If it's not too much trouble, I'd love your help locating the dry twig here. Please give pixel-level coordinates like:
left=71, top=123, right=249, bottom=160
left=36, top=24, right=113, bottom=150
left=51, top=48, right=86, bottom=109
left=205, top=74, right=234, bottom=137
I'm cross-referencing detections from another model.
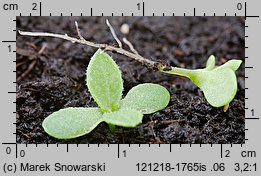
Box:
left=18, top=20, right=165, bottom=70
left=106, top=19, right=122, bottom=48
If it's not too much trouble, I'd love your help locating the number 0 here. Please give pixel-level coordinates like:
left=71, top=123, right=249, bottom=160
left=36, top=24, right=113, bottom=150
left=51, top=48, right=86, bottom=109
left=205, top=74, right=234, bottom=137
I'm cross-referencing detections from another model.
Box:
left=6, top=147, right=11, bottom=154
left=20, top=150, right=25, bottom=157
left=237, top=3, right=242, bottom=10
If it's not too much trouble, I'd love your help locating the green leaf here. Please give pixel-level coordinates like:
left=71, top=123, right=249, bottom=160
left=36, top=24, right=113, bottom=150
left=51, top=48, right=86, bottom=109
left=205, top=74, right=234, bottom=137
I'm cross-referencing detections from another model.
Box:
left=205, top=55, right=216, bottom=70
left=121, top=83, right=170, bottom=114
left=191, top=68, right=238, bottom=107
left=42, top=108, right=103, bottom=139
left=86, top=49, right=123, bottom=112
left=103, top=109, right=143, bottom=127
left=218, top=59, right=242, bottom=71
left=159, top=56, right=242, bottom=107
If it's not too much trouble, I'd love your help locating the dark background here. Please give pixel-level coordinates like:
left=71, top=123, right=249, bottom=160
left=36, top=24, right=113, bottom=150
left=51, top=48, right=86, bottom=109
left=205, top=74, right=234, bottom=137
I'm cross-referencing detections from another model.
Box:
left=16, top=16, right=245, bottom=144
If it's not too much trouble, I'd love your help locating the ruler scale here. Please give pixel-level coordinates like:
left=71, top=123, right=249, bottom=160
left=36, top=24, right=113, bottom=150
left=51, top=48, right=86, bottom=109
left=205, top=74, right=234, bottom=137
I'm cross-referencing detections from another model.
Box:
left=1, top=0, right=260, bottom=175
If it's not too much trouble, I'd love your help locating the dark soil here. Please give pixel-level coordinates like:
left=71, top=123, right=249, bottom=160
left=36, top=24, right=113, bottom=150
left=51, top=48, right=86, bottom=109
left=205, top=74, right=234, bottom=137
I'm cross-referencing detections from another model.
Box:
left=16, top=17, right=245, bottom=144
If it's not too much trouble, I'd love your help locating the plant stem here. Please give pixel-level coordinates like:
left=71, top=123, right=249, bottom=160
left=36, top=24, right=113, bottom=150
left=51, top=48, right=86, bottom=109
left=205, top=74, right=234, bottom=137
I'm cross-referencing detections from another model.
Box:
left=158, top=66, right=197, bottom=79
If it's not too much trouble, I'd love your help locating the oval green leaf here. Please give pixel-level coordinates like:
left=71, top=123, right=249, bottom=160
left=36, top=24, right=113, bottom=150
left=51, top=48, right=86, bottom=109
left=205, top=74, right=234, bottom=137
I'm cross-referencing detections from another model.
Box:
left=191, top=68, right=238, bottom=107
left=121, top=83, right=170, bottom=114
left=86, top=49, right=123, bottom=112
left=103, top=109, right=143, bottom=127
left=42, top=107, right=103, bottom=139
left=205, top=55, right=216, bottom=70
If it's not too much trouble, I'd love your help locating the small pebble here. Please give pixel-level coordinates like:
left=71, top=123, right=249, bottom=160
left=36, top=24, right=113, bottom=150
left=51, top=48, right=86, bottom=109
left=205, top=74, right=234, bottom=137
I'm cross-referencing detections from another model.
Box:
left=120, top=23, right=130, bottom=35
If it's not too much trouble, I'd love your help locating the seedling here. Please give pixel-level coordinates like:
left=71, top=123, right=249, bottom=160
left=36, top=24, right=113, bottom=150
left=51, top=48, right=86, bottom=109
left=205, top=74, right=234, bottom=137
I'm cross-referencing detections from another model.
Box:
left=42, top=49, right=170, bottom=139
left=19, top=20, right=242, bottom=109
left=159, top=55, right=242, bottom=107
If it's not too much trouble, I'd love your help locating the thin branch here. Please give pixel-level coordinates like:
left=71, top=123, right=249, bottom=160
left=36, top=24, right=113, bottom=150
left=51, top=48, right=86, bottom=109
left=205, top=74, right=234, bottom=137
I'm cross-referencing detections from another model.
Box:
left=106, top=19, right=122, bottom=48
left=18, top=20, right=165, bottom=69
left=19, top=30, right=107, bottom=48
left=123, top=37, right=140, bottom=55
left=74, top=21, right=84, bottom=40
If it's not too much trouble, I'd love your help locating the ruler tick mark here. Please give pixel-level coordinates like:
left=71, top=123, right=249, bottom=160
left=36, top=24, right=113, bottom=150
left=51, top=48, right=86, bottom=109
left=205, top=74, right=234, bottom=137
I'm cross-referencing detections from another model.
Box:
left=220, top=144, right=223, bottom=158
left=245, top=2, right=247, bottom=20
left=245, top=117, right=259, bottom=120
left=142, top=2, right=145, bottom=16
left=40, top=2, right=42, bottom=16
left=2, top=41, right=16, bottom=43
left=117, top=144, right=120, bottom=158
left=246, top=15, right=259, bottom=18
left=15, top=144, right=18, bottom=158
